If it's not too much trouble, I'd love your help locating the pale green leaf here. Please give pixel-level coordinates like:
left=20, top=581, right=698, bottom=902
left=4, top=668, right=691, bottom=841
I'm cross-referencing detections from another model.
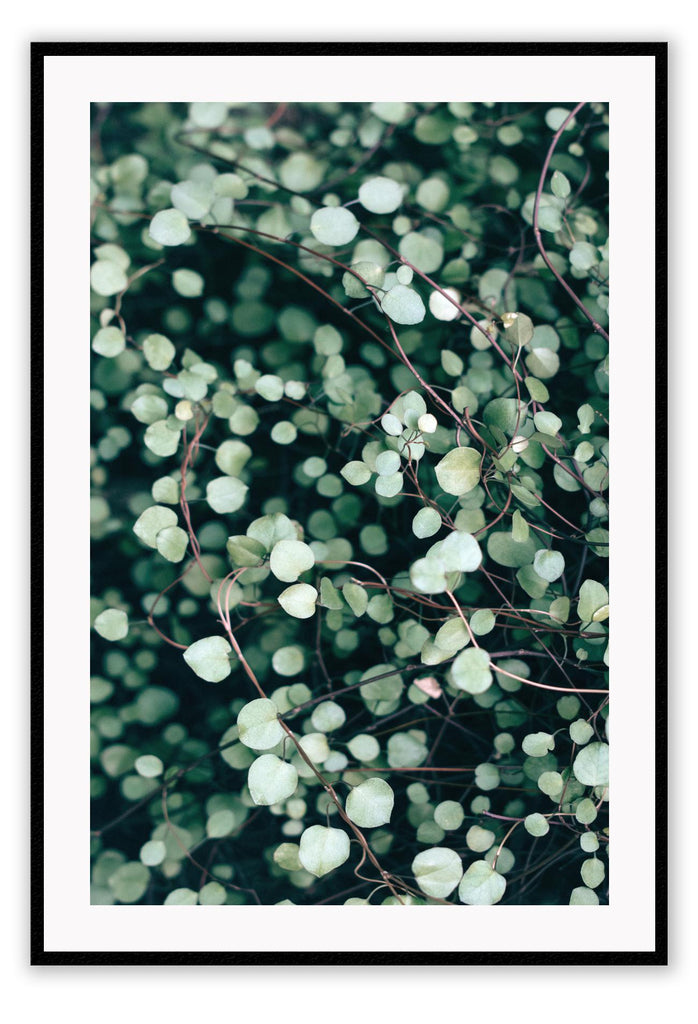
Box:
left=572, top=742, right=609, bottom=787
left=269, top=539, right=315, bottom=583
left=380, top=284, right=426, bottom=325
left=310, top=206, right=359, bottom=246
left=94, top=608, right=129, bottom=642
left=434, top=446, right=481, bottom=496
left=346, top=778, right=394, bottom=828
left=458, top=860, right=506, bottom=905
left=278, top=583, right=318, bottom=619
left=412, top=847, right=463, bottom=899
left=298, top=825, right=351, bottom=877
left=237, top=698, right=284, bottom=750
left=247, top=754, right=298, bottom=805
left=149, top=208, right=192, bottom=247
left=183, top=635, right=233, bottom=683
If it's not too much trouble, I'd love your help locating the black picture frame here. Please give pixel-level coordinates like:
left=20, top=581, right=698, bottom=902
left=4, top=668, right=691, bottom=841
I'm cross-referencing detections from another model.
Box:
left=31, top=41, right=667, bottom=966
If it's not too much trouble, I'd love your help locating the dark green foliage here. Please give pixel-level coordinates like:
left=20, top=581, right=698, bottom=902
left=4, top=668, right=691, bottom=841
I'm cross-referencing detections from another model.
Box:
left=90, top=100, right=609, bottom=907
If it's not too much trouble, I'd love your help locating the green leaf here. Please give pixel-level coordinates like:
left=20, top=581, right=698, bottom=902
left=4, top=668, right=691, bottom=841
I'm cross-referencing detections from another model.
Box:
left=437, top=530, right=482, bottom=572
left=226, top=535, right=266, bottom=567
left=358, top=176, right=404, bottom=214
left=144, top=420, right=181, bottom=457
left=343, top=582, right=368, bottom=617
left=298, top=825, right=351, bottom=877
left=133, top=505, right=178, bottom=548
left=134, top=754, right=163, bottom=778
left=580, top=857, right=605, bottom=889
left=319, top=576, right=344, bottom=611
left=533, top=410, right=562, bottom=437
left=247, top=754, right=298, bottom=805
left=551, top=170, right=571, bottom=198
left=577, top=404, right=595, bottom=433
left=340, top=461, right=372, bottom=486
left=458, top=860, right=506, bottom=905
left=524, top=813, right=550, bottom=837
left=511, top=510, right=529, bottom=543
left=173, top=268, right=204, bottom=297
left=183, top=635, right=233, bottom=683
left=237, top=698, right=284, bottom=750
left=533, top=549, right=565, bottom=582
left=569, top=886, right=599, bottom=905
left=155, top=525, right=189, bottom=562
left=574, top=798, right=598, bottom=825
left=380, top=284, right=426, bottom=325
left=412, top=507, right=442, bottom=539
left=572, top=742, right=609, bottom=787
left=522, top=732, right=555, bottom=757
left=143, top=333, right=176, bottom=372
left=310, top=206, right=359, bottom=246
left=578, top=580, right=609, bottom=623
left=409, top=557, right=449, bottom=595
left=470, top=609, right=495, bottom=636
left=524, top=376, right=550, bottom=403
left=346, top=778, right=394, bottom=827
left=271, top=645, right=305, bottom=677
left=94, top=608, right=129, bottom=642
left=387, top=731, right=428, bottom=767
left=269, top=539, right=315, bottom=583
left=277, top=583, right=318, bottom=619
left=570, top=719, right=594, bottom=746
left=399, top=232, right=444, bottom=274
left=412, top=847, right=463, bottom=899
left=310, top=701, right=346, bottom=733
left=452, top=647, right=492, bottom=694
left=164, top=888, right=198, bottom=906
left=92, top=326, right=126, bottom=358
left=206, top=476, right=249, bottom=514
left=466, top=826, right=496, bottom=852
left=434, top=801, right=465, bottom=831
left=570, top=242, right=599, bottom=271
left=108, top=862, right=150, bottom=904
left=255, top=373, right=285, bottom=402
left=487, top=529, right=541, bottom=568
left=434, top=616, right=470, bottom=654
left=215, top=439, right=252, bottom=476
left=91, top=260, right=128, bottom=297
left=199, top=881, right=226, bottom=905
left=501, top=311, right=534, bottom=347
left=149, top=208, right=192, bottom=246
left=359, top=666, right=405, bottom=717
left=434, top=446, right=481, bottom=496
left=347, top=733, right=380, bottom=763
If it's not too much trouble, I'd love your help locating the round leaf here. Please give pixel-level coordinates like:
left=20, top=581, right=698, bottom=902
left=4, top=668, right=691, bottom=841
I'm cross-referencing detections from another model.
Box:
left=149, top=208, right=192, bottom=247
left=183, top=636, right=233, bottom=683
left=358, top=176, right=404, bottom=214
left=269, top=539, right=315, bottom=583
left=345, top=778, right=394, bottom=828
left=237, top=698, right=284, bottom=750
left=412, top=847, right=463, bottom=899
left=435, top=446, right=481, bottom=496
left=298, top=825, right=351, bottom=877
left=94, top=608, right=128, bottom=642
left=380, top=284, right=426, bottom=325
left=573, top=742, right=609, bottom=787
left=278, top=583, right=318, bottom=619
left=206, top=476, right=249, bottom=514
left=458, top=860, right=506, bottom=905
left=310, top=206, right=359, bottom=246
left=247, top=754, right=299, bottom=805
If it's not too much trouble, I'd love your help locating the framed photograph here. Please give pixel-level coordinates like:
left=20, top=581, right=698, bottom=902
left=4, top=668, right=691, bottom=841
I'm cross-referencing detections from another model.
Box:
left=33, top=42, right=666, bottom=965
